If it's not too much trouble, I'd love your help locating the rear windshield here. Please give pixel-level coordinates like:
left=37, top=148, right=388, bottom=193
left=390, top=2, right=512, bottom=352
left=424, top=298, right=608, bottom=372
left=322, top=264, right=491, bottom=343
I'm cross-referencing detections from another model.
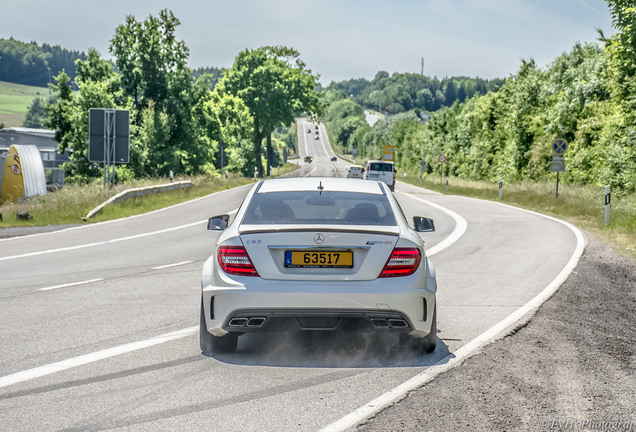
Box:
left=368, top=163, right=394, bottom=172
left=242, top=191, right=397, bottom=226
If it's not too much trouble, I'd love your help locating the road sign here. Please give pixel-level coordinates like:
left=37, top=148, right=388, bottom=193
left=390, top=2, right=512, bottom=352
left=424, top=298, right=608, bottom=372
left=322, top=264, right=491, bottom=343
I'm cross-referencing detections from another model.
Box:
left=88, top=109, right=130, bottom=163
left=438, top=154, right=446, bottom=163
left=550, top=156, right=566, bottom=172
left=552, top=138, right=568, bottom=155
left=420, top=160, right=426, bottom=172
left=383, top=145, right=395, bottom=161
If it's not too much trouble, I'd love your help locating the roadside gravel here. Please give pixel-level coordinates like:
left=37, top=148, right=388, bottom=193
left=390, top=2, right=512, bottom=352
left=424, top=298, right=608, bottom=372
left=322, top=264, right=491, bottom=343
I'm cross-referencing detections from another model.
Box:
left=357, top=232, right=635, bottom=432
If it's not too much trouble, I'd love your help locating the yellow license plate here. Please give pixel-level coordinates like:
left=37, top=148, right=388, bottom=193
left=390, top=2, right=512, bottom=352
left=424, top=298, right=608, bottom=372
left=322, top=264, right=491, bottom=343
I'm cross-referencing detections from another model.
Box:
left=285, top=251, right=353, bottom=268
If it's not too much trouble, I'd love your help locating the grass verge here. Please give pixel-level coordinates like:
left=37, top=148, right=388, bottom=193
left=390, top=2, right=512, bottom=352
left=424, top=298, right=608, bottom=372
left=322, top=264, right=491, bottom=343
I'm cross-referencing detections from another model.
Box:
left=402, top=174, right=636, bottom=261
left=0, top=174, right=255, bottom=227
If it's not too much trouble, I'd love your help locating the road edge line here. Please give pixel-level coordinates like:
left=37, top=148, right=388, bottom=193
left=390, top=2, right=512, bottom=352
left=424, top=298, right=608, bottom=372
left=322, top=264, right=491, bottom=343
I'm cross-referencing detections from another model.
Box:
left=0, top=326, right=198, bottom=389
left=319, top=201, right=586, bottom=432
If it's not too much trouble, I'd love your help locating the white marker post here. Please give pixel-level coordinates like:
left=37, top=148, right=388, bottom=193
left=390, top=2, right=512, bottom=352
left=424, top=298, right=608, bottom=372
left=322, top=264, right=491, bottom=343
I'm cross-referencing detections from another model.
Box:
left=604, top=185, right=611, bottom=226
left=499, top=178, right=503, bottom=200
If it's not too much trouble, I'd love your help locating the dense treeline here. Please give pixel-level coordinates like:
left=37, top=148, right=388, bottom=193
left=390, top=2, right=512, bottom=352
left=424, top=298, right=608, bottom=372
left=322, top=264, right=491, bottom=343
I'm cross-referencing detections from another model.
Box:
left=327, top=73, right=504, bottom=114
left=324, top=1, right=636, bottom=194
left=0, top=38, right=87, bottom=86
left=43, top=10, right=318, bottom=183
left=191, top=66, right=224, bottom=89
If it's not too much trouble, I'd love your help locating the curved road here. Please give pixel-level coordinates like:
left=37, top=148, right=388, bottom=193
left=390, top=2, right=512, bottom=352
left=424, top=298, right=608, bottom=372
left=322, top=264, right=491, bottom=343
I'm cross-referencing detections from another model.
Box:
left=0, top=122, right=579, bottom=431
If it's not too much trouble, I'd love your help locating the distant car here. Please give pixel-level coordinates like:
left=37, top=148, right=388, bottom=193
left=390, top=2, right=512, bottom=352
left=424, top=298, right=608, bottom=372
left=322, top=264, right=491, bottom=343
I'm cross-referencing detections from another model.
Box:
left=331, top=156, right=337, bottom=162
left=315, top=125, right=319, bottom=129
left=304, top=155, right=313, bottom=163
left=314, top=134, right=319, bottom=140
left=307, top=128, right=312, bottom=133
left=200, top=177, right=438, bottom=354
left=346, top=165, right=364, bottom=179
left=364, top=160, right=396, bottom=191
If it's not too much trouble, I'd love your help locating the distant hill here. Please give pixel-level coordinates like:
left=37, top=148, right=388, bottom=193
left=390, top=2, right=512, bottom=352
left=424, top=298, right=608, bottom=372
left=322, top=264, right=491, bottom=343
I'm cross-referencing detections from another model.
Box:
left=0, top=81, right=50, bottom=127
left=0, top=38, right=87, bottom=87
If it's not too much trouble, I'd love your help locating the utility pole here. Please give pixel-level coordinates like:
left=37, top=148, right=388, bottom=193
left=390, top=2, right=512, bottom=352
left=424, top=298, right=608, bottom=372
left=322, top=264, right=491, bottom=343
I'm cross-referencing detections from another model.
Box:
left=421, top=57, right=424, bottom=75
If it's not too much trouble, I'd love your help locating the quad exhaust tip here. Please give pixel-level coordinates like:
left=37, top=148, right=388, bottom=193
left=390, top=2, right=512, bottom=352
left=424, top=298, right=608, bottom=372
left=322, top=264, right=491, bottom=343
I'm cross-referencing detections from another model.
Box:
left=370, top=318, right=408, bottom=329
left=370, top=318, right=390, bottom=328
left=228, top=317, right=267, bottom=327
left=247, top=317, right=267, bottom=327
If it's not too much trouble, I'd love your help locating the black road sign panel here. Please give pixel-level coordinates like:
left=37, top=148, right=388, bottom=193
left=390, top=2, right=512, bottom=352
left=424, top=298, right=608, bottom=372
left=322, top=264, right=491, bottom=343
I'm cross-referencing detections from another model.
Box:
left=88, top=109, right=130, bottom=163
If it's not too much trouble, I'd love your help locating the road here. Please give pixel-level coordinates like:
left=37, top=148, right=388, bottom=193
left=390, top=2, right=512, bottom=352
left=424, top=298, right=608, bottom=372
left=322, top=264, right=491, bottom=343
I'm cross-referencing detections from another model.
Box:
left=0, top=122, right=580, bottom=431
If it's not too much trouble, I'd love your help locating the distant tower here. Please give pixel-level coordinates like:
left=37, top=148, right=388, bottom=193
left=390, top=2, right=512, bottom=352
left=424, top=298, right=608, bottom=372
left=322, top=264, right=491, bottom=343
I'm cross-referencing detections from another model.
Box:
left=421, top=57, right=424, bottom=75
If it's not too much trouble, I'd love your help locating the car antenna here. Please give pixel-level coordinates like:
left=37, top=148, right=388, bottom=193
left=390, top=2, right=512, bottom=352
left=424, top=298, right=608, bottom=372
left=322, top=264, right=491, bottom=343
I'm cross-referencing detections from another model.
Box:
left=317, top=181, right=324, bottom=196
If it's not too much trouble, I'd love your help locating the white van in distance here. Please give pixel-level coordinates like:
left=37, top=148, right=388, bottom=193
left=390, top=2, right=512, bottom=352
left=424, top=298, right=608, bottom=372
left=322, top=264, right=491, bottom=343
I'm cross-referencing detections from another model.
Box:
left=363, top=160, right=396, bottom=191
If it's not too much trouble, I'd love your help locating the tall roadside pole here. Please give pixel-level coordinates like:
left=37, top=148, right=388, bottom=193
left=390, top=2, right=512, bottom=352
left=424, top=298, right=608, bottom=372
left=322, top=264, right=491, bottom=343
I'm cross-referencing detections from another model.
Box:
left=550, top=138, right=568, bottom=198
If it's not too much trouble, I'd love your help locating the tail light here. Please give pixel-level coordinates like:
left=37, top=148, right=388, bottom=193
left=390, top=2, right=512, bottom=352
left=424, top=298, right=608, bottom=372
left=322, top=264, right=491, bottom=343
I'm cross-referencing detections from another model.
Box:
left=217, top=246, right=259, bottom=276
left=379, top=247, right=421, bottom=278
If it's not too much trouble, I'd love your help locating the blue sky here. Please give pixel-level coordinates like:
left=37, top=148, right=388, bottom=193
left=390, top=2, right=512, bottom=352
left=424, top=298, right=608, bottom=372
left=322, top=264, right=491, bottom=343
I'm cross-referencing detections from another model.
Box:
left=1, top=0, right=614, bottom=84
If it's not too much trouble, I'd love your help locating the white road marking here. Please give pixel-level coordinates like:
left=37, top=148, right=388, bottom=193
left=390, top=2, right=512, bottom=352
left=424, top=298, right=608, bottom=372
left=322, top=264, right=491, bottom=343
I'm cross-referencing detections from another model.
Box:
left=0, top=209, right=239, bottom=263
left=0, top=185, right=250, bottom=244
left=0, top=220, right=206, bottom=263
left=319, top=204, right=586, bottom=432
left=401, top=193, right=468, bottom=257
left=0, top=327, right=197, bottom=389
left=152, top=261, right=193, bottom=270
left=37, top=278, right=104, bottom=292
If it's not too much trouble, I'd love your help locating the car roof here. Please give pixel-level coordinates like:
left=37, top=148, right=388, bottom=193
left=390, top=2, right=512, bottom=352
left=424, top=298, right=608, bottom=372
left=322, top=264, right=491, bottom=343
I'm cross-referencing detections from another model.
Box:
left=256, top=177, right=385, bottom=194
left=349, top=165, right=363, bottom=169
left=366, top=160, right=394, bottom=165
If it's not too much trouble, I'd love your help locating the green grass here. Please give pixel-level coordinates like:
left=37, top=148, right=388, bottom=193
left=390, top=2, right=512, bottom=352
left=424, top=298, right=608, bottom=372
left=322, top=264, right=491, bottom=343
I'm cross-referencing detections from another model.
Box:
left=0, top=174, right=255, bottom=226
left=0, top=162, right=300, bottom=227
left=0, top=80, right=49, bottom=127
left=402, top=173, right=636, bottom=261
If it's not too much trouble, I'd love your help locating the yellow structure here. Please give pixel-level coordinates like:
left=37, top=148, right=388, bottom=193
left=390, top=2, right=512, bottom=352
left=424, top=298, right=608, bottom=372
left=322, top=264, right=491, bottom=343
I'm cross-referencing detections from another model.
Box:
left=383, top=145, right=395, bottom=162
left=1, top=145, right=47, bottom=204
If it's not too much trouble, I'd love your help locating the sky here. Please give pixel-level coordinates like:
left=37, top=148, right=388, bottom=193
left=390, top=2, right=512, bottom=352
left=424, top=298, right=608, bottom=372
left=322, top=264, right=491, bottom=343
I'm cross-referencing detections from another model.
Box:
left=1, top=0, right=615, bottom=85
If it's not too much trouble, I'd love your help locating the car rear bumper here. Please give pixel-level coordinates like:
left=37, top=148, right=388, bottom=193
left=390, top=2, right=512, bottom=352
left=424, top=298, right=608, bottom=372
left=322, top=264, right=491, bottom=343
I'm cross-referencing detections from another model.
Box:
left=201, top=284, right=436, bottom=338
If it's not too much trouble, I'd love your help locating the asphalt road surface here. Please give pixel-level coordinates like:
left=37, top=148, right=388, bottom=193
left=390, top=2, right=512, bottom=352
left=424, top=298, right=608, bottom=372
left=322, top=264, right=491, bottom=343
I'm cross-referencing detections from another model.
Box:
left=0, top=124, right=591, bottom=432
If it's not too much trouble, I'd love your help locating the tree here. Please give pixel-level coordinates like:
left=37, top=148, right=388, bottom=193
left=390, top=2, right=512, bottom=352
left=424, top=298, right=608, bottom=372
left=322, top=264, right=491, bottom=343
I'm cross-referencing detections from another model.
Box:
left=45, top=49, right=127, bottom=182
left=110, top=9, right=208, bottom=177
left=110, top=11, right=189, bottom=116
left=216, top=46, right=321, bottom=176
left=23, top=97, right=48, bottom=128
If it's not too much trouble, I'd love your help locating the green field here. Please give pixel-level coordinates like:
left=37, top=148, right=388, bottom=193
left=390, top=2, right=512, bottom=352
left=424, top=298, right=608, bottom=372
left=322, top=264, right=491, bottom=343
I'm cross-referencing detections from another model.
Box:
left=0, top=80, right=49, bottom=126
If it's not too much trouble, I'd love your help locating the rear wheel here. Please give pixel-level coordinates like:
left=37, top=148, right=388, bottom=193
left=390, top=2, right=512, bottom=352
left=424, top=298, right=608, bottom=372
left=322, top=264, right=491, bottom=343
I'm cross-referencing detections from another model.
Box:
left=199, top=298, right=239, bottom=355
left=214, top=333, right=238, bottom=353
left=421, top=306, right=437, bottom=353
left=199, top=299, right=214, bottom=356
left=401, top=306, right=437, bottom=354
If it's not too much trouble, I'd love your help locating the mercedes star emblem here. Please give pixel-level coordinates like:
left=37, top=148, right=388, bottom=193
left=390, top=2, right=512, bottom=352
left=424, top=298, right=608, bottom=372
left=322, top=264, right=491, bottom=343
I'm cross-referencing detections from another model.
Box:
left=313, top=233, right=325, bottom=244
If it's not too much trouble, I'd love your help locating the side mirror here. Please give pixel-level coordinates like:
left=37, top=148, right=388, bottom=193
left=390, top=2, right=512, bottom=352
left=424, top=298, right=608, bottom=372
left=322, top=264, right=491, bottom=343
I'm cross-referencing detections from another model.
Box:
left=413, top=216, right=435, bottom=232
left=208, top=214, right=230, bottom=231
